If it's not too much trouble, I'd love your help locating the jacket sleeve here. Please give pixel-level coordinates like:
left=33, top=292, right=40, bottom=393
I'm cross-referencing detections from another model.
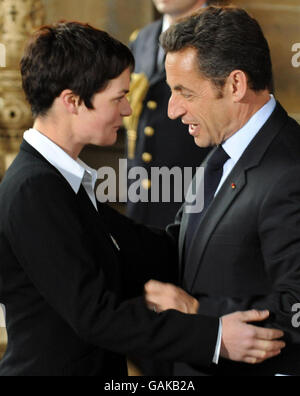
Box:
left=196, top=166, right=300, bottom=344
left=166, top=203, right=184, bottom=246
left=5, top=172, right=219, bottom=367
left=100, top=203, right=179, bottom=299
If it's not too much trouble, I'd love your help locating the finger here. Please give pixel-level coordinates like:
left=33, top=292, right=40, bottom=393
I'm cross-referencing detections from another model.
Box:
left=244, top=357, right=259, bottom=365
left=145, top=291, right=168, bottom=310
left=244, top=356, right=266, bottom=365
left=240, top=309, right=270, bottom=323
left=145, top=295, right=161, bottom=307
left=252, top=339, right=286, bottom=353
left=252, top=326, right=284, bottom=341
left=144, top=280, right=165, bottom=294
left=245, top=349, right=282, bottom=363
left=148, top=304, right=161, bottom=313
left=145, top=302, right=163, bottom=313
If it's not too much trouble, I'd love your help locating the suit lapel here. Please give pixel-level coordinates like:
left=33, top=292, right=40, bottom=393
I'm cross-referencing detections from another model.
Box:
left=181, top=102, right=289, bottom=291
left=77, top=185, right=122, bottom=255
left=183, top=167, right=247, bottom=291
left=21, top=141, right=120, bottom=256
left=178, top=152, right=212, bottom=274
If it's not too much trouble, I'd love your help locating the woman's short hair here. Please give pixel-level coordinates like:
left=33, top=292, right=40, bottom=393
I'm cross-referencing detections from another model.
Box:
left=21, top=22, right=135, bottom=117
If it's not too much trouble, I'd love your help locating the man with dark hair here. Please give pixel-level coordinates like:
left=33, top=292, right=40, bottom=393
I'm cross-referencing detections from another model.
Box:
left=126, top=0, right=228, bottom=229
left=145, top=6, right=300, bottom=376
left=0, top=21, right=284, bottom=376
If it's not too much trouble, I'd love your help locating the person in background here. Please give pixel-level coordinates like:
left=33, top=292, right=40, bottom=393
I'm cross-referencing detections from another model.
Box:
left=125, top=0, right=228, bottom=228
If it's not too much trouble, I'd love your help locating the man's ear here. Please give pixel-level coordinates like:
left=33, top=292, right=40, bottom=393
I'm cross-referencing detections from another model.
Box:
left=60, top=90, right=81, bottom=114
left=227, top=70, right=248, bottom=102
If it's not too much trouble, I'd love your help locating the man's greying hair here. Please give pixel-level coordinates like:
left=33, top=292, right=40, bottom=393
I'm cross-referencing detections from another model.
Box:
left=21, top=22, right=135, bottom=118
left=160, top=6, right=273, bottom=92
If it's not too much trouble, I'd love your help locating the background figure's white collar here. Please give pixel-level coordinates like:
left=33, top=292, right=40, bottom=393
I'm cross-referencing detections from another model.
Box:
left=162, top=16, right=171, bottom=33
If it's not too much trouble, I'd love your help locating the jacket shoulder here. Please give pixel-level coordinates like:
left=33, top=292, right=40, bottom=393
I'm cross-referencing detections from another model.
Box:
left=5, top=149, right=60, bottom=180
left=0, top=150, right=65, bottom=205
left=129, top=19, right=162, bottom=45
left=274, top=115, right=300, bottom=161
left=129, top=29, right=141, bottom=44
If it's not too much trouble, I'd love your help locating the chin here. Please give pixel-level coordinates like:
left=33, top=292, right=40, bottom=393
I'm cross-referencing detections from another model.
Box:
left=194, top=136, right=211, bottom=148
left=93, top=133, right=118, bottom=147
left=103, top=136, right=118, bottom=147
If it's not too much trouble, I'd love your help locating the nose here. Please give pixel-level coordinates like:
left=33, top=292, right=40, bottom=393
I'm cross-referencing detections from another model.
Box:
left=121, top=97, right=132, bottom=117
left=168, top=94, right=186, bottom=120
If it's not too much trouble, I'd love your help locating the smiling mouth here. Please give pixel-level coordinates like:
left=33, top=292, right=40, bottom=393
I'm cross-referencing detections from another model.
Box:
left=188, top=124, right=201, bottom=136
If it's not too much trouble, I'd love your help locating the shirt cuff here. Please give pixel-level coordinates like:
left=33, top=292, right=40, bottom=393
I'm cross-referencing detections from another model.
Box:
left=213, top=318, right=222, bottom=364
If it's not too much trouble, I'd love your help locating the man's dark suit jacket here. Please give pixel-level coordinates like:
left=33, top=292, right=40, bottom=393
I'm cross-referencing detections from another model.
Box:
left=0, top=141, right=219, bottom=376
left=126, top=19, right=210, bottom=228
left=168, top=103, right=300, bottom=376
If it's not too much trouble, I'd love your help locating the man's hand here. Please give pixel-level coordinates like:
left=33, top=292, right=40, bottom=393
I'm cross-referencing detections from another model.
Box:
left=144, top=280, right=199, bottom=314
left=221, top=310, right=285, bottom=364
left=144, top=280, right=286, bottom=365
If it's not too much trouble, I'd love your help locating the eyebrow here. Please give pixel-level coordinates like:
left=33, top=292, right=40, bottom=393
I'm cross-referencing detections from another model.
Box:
left=112, top=90, right=130, bottom=100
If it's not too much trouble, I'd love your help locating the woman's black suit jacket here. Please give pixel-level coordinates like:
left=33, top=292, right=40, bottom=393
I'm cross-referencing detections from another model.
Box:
left=0, top=141, right=218, bottom=376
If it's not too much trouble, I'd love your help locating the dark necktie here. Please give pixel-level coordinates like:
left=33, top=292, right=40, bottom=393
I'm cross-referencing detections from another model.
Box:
left=184, top=146, right=230, bottom=267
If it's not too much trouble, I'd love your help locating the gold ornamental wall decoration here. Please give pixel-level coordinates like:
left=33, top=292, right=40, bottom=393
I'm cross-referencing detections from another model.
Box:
left=0, top=0, right=45, bottom=179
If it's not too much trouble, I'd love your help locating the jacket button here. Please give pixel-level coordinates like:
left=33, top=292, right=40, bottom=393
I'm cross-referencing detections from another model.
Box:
left=147, top=101, right=158, bottom=110
left=142, top=153, right=152, bottom=163
left=144, top=126, right=155, bottom=137
left=141, top=179, right=151, bottom=190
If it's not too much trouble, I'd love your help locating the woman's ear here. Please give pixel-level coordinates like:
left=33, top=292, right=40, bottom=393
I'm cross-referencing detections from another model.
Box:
left=60, top=90, right=81, bottom=114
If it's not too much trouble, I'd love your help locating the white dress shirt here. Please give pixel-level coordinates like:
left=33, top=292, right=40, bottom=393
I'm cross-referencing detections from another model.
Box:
left=24, top=128, right=98, bottom=211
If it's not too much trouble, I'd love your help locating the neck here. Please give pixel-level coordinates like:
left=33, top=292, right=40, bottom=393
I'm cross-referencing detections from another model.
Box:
left=33, top=118, right=83, bottom=160
left=224, top=90, right=272, bottom=143
left=165, top=0, right=207, bottom=25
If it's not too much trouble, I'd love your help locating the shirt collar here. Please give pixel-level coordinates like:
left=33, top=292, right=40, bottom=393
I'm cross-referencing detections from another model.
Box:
left=162, top=16, right=171, bottom=33
left=222, top=95, right=277, bottom=163
left=23, top=128, right=97, bottom=194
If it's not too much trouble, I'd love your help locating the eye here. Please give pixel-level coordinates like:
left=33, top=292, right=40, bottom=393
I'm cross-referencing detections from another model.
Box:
left=114, top=96, right=125, bottom=103
left=182, top=93, right=193, bottom=99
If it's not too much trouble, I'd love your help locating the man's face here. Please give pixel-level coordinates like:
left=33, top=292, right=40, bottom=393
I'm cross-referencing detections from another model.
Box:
left=166, top=48, right=234, bottom=147
left=75, top=68, right=132, bottom=147
left=153, top=0, right=204, bottom=16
